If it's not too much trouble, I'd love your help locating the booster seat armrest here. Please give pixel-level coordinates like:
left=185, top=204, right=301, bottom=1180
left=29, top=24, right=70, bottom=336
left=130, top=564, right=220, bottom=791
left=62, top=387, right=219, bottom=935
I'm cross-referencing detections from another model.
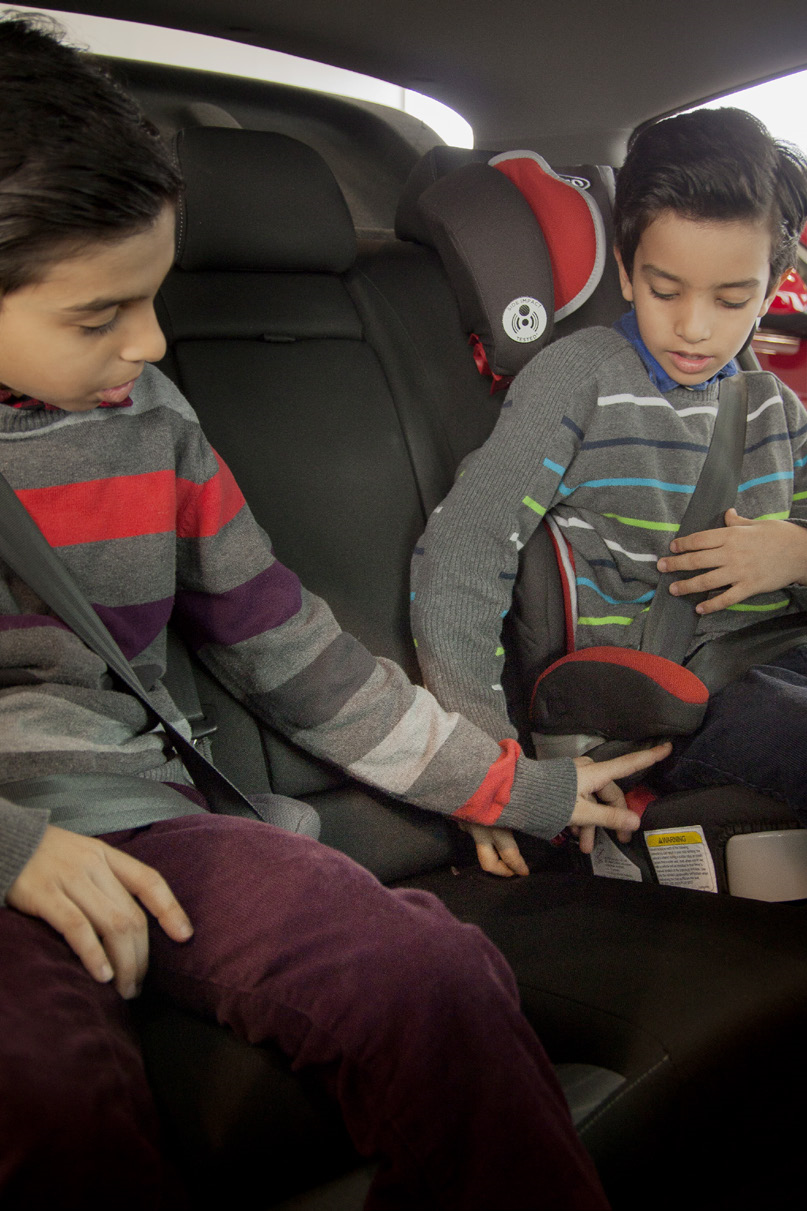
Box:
left=530, top=647, right=708, bottom=741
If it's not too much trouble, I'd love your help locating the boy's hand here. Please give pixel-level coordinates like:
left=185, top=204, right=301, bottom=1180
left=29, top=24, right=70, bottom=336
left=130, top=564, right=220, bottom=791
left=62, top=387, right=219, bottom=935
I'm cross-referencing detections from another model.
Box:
left=6, top=825, right=193, bottom=999
left=464, top=743, right=672, bottom=871
left=570, top=742, right=672, bottom=854
left=657, top=510, right=807, bottom=614
left=458, top=821, right=531, bottom=877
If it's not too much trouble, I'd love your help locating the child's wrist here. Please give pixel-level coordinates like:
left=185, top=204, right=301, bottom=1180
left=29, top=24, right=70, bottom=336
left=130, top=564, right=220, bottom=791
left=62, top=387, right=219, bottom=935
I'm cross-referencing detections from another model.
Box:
left=784, top=520, right=807, bottom=585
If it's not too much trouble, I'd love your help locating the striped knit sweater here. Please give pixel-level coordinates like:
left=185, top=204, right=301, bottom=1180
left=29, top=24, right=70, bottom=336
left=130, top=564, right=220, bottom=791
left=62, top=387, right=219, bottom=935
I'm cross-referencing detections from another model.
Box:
left=0, top=364, right=578, bottom=898
left=411, top=326, right=807, bottom=739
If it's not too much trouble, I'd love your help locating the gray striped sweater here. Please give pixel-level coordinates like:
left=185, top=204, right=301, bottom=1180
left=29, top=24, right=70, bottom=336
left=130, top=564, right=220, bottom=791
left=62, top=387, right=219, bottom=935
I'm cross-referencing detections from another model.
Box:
left=411, top=326, right=807, bottom=739
left=0, top=365, right=579, bottom=898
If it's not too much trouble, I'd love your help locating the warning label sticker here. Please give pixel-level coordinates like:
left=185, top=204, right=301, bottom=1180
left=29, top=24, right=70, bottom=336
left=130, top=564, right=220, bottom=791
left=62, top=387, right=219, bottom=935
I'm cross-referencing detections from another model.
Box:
left=590, top=828, right=643, bottom=882
left=644, top=826, right=717, bottom=893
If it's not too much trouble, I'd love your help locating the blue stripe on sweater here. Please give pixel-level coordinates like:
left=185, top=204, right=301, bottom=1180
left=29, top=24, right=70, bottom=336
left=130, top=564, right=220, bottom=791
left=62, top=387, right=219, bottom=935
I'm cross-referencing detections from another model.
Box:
left=558, top=476, right=695, bottom=497
left=576, top=577, right=655, bottom=604
left=737, top=470, right=794, bottom=492
left=580, top=436, right=709, bottom=454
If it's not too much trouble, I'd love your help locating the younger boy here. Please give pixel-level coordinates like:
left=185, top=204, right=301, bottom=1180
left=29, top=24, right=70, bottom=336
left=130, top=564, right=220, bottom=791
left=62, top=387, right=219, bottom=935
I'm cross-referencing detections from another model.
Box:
left=412, top=108, right=807, bottom=872
left=0, top=13, right=667, bottom=1209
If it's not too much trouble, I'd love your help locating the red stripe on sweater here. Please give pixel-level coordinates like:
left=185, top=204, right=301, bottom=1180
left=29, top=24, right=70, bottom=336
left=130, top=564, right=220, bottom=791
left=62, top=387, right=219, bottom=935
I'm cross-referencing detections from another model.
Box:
left=17, top=471, right=178, bottom=546
left=177, top=451, right=245, bottom=539
left=15, top=452, right=245, bottom=547
left=452, top=738, right=521, bottom=826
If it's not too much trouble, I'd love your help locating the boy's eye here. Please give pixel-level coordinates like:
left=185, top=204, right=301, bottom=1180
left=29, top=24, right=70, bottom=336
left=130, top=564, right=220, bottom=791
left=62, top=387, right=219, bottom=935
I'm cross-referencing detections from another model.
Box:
left=649, top=287, right=676, bottom=301
left=80, top=314, right=119, bottom=337
left=718, top=298, right=751, bottom=310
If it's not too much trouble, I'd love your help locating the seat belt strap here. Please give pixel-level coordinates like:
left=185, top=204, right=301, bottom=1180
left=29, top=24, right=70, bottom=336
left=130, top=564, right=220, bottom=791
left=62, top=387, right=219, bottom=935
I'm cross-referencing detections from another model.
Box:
left=640, top=373, right=748, bottom=665
left=0, top=468, right=263, bottom=820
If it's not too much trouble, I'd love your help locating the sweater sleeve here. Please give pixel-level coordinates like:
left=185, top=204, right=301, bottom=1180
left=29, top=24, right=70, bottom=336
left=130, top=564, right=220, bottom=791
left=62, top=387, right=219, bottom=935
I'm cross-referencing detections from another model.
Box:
left=410, top=331, right=605, bottom=739
left=780, top=374, right=807, bottom=609
left=169, top=416, right=578, bottom=839
left=0, top=798, right=49, bottom=904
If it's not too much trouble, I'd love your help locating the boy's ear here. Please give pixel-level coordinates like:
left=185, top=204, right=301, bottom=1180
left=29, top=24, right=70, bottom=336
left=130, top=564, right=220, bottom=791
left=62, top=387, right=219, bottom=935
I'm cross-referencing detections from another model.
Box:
left=759, top=268, right=789, bottom=318
left=613, top=246, right=634, bottom=303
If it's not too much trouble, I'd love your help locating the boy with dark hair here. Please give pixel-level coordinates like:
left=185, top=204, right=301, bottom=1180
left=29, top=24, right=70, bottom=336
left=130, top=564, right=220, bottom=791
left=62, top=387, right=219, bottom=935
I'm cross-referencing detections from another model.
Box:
left=0, top=12, right=665, bottom=1208
left=412, top=107, right=807, bottom=875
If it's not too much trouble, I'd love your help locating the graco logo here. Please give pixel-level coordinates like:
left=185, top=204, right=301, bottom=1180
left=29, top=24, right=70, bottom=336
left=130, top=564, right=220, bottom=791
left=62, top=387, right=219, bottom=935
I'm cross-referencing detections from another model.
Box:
left=558, top=174, right=591, bottom=190
left=502, top=296, right=548, bottom=343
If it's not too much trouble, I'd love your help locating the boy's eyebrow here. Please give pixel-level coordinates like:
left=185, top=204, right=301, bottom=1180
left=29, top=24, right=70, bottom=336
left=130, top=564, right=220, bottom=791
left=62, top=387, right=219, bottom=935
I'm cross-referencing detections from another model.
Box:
left=61, top=293, right=148, bottom=314
left=641, top=263, right=761, bottom=290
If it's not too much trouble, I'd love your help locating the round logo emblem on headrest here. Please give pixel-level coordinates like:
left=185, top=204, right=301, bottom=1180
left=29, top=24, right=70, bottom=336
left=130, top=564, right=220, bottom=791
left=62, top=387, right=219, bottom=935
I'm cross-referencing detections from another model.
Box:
left=502, top=296, right=548, bottom=343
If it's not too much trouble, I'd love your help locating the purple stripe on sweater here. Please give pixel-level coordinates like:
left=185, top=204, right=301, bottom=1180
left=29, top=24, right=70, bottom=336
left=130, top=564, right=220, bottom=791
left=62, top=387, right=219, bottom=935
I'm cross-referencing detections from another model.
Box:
left=0, top=613, right=71, bottom=632
left=174, top=561, right=302, bottom=652
left=93, top=597, right=175, bottom=661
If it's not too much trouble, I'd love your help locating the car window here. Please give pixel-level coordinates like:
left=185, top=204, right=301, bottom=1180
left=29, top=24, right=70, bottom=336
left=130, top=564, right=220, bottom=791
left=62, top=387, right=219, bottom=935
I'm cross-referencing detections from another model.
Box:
left=11, top=4, right=474, bottom=148
left=689, top=67, right=807, bottom=152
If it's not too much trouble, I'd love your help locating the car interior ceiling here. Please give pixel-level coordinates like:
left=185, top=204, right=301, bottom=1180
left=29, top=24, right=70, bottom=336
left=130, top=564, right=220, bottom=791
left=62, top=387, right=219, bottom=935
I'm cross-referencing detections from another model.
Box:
left=44, top=0, right=807, bottom=162
left=20, top=4, right=807, bottom=1208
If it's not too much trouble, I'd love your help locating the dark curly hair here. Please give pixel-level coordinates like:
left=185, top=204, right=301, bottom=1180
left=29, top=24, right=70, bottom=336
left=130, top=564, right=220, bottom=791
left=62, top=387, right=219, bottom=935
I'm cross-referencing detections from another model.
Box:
left=0, top=10, right=181, bottom=294
left=613, top=107, right=807, bottom=292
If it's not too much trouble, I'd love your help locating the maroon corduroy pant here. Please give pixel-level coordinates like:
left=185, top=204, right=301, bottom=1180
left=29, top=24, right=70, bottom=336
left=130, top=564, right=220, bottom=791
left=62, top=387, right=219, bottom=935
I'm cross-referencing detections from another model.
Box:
left=0, top=813, right=607, bottom=1210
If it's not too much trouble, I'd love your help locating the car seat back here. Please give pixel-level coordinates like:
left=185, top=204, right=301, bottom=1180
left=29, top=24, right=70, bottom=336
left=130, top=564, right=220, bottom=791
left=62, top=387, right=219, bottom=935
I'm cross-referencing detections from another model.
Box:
left=157, top=126, right=497, bottom=877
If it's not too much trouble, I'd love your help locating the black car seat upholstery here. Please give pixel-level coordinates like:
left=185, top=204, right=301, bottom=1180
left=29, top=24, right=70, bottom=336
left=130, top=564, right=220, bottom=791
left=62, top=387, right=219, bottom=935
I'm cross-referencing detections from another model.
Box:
left=137, top=127, right=807, bottom=1211
left=157, top=126, right=488, bottom=880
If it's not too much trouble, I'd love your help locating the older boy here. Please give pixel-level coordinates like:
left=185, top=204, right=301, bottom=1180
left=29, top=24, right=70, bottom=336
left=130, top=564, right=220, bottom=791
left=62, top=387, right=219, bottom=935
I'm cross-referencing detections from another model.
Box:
left=0, top=13, right=671, bottom=1209
left=412, top=108, right=807, bottom=874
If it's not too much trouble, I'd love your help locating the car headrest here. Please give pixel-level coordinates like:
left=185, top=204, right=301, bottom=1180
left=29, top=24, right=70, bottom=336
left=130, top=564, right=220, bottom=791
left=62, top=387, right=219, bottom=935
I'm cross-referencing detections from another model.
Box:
left=173, top=127, right=357, bottom=274
left=396, top=147, right=612, bottom=380
left=396, top=146, right=491, bottom=244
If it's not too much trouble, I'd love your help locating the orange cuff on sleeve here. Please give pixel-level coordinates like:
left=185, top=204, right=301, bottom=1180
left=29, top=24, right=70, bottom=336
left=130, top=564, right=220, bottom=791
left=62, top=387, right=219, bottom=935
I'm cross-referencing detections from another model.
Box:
left=452, top=738, right=521, bottom=826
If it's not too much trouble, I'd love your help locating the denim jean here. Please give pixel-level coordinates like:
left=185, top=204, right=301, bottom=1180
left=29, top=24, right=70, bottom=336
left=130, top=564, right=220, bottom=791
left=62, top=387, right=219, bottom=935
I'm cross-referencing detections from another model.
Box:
left=660, top=644, right=807, bottom=822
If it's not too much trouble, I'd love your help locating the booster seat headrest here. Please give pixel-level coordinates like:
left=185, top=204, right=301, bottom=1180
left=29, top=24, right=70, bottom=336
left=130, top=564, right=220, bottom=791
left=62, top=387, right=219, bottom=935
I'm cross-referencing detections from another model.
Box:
left=173, top=127, right=357, bottom=274
left=397, top=147, right=609, bottom=381
left=490, top=151, right=606, bottom=323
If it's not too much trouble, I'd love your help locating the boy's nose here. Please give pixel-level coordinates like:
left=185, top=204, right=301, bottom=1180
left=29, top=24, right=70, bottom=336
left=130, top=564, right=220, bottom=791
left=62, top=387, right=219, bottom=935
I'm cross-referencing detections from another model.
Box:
left=120, top=305, right=167, bottom=364
left=674, top=301, right=711, bottom=344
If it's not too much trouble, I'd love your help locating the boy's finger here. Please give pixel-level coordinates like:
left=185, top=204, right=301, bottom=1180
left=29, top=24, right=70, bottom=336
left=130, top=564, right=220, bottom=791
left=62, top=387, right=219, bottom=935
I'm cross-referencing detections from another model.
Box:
left=576, top=825, right=596, bottom=854
left=695, top=588, right=744, bottom=615
left=474, top=839, right=516, bottom=876
left=593, top=777, right=626, bottom=810
left=669, top=569, right=731, bottom=596
left=497, top=840, right=530, bottom=876
left=107, top=848, right=193, bottom=942
left=67, top=870, right=149, bottom=997
left=41, top=893, right=117, bottom=986
left=669, top=528, right=722, bottom=554
left=569, top=800, right=642, bottom=836
left=587, top=804, right=641, bottom=835
left=582, top=742, right=671, bottom=789
left=725, top=508, right=753, bottom=527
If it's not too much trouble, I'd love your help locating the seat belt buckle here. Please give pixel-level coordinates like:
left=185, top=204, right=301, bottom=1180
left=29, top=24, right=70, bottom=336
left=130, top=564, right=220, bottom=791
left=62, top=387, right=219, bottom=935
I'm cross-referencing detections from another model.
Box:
left=190, top=705, right=218, bottom=746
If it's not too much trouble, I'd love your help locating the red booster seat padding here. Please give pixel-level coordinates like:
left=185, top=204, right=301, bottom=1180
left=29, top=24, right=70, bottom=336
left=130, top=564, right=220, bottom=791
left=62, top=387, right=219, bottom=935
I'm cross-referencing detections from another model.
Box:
left=416, top=161, right=556, bottom=377
left=490, top=151, right=606, bottom=322
left=530, top=647, right=710, bottom=742
left=412, top=151, right=608, bottom=380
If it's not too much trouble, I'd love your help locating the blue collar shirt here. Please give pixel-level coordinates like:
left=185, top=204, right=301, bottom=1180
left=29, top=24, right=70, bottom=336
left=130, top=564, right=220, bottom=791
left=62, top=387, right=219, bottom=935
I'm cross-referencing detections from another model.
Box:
left=613, top=308, right=738, bottom=393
